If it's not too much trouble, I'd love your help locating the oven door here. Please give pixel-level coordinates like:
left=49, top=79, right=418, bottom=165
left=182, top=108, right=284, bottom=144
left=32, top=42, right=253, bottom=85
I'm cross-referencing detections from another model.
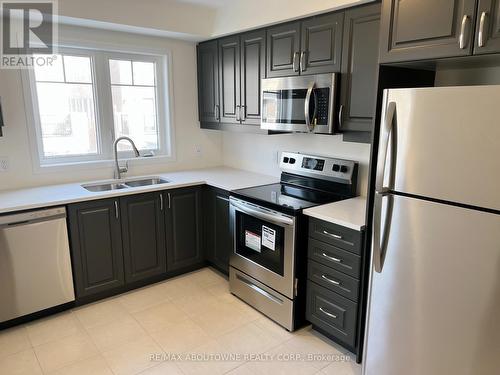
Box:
left=261, top=74, right=336, bottom=134
left=229, top=197, right=296, bottom=299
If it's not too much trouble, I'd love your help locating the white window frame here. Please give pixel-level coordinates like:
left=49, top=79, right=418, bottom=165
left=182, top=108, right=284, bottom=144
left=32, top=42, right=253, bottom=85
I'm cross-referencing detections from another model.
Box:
left=22, top=45, right=173, bottom=171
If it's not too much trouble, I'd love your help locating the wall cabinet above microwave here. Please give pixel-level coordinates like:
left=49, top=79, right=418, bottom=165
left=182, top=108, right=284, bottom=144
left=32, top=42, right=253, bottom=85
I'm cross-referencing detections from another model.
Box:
left=266, top=13, right=344, bottom=78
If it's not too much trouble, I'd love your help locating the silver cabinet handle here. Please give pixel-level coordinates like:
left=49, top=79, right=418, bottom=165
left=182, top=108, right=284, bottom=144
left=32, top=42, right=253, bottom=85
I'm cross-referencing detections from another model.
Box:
left=323, top=230, right=342, bottom=239
left=240, top=105, right=246, bottom=121
left=338, top=104, right=344, bottom=129
left=299, top=51, right=306, bottom=72
left=160, top=194, right=163, bottom=211
left=236, top=105, right=241, bottom=122
left=292, top=52, right=300, bottom=72
left=459, top=15, right=471, bottom=49
left=322, top=252, right=342, bottom=263
left=214, top=104, right=220, bottom=121
left=321, top=274, right=340, bottom=286
left=167, top=193, right=171, bottom=209
left=319, top=307, right=337, bottom=319
left=478, top=11, right=488, bottom=47
left=114, top=201, right=119, bottom=219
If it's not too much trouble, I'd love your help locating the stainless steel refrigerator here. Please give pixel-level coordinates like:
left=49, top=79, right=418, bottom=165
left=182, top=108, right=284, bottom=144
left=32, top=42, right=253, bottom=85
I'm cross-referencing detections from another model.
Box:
left=363, top=86, right=500, bottom=375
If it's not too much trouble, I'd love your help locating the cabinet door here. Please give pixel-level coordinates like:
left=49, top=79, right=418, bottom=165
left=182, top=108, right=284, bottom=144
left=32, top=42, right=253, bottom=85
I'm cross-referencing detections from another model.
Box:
left=474, top=0, right=500, bottom=54
left=214, top=192, right=232, bottom=273
left=300, top=12, right=344, bottom=74
left=203, top=188, right=232, bottom=274
left=240, top=30, right=265, bottom=125
left=338, top=4, right=381, bottom=133
left=68, top=199, right=124, bottom=298
left=267, top=22, right=301, bottom=77
left=219, top=35, right=241, bottom=124
left=120, top=192, right=166, bottom=283
left=379, top=0, right=477, bottom=63
left=165, top=187, right=204, bottom=272
left=197, top=40, right=220, bottom=127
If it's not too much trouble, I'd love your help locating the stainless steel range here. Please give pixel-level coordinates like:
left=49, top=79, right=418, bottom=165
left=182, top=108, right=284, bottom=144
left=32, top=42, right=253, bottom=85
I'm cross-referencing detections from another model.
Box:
left=229, top=152, right=358, bottom=331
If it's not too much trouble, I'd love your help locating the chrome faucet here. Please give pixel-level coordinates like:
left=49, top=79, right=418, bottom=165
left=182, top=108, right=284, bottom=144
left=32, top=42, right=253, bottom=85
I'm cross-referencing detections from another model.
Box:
left=114, top=136, right=140, bottom=179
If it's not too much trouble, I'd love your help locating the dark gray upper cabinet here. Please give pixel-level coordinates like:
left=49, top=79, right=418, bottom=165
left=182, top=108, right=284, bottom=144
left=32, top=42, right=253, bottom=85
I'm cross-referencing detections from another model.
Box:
left=120, top=192, right=166, bottom=283
left=267, top=22, right=302, bottom=77
left=379, top=0, right=478, bottom=63
left=68, top=199, right=124, bottom=298
left=203, top=187, right=232, bottom=274
left=219, top=35, right=241, bottom=123
left=165, top=187, right=204, bottom=272
left=301, top=13, right=344, bottom=75
left=197, top=40, right=220, bottom=127
left=338, top=3, right=381, bottom=133
left=240, top=30, right=266, bottom=125
left=474, top=0, right=500, bottom=54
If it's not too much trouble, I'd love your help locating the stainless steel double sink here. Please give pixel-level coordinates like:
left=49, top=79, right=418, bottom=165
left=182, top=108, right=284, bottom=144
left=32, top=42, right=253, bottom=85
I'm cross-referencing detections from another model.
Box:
left=82, top=177, right=170, bottom=192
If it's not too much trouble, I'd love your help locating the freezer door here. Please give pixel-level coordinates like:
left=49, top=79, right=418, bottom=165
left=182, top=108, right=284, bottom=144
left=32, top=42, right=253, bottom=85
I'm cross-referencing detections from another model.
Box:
left=381, top=86, right=500, bottom=211
left=364, top=194, right=500, bottom=375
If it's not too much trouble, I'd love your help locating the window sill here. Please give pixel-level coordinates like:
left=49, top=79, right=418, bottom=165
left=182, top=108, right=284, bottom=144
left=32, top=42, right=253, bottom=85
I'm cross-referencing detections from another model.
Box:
left=34, top=154, right=175, bottom=174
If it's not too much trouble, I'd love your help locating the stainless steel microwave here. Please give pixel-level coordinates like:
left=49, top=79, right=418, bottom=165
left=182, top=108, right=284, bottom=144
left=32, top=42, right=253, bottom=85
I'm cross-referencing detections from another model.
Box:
left=260, top=73, right=337, bottom=134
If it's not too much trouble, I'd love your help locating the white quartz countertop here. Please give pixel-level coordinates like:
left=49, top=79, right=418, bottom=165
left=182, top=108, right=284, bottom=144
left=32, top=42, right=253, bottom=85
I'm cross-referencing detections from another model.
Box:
left=0, top=167, right=279, bottom=215
left=303, top=196, right=367, bottom=231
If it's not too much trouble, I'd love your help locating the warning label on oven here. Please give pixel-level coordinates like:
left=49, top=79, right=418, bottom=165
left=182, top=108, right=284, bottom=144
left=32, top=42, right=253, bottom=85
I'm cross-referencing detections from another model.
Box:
left=245, top=230, right=261, bottom=252
left=262, top=226, right=276, bottom=251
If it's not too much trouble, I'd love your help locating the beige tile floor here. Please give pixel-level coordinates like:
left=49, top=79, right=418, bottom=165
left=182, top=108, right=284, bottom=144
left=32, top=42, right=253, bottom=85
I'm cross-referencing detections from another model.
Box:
left=0, top=267, right=361, bottom=375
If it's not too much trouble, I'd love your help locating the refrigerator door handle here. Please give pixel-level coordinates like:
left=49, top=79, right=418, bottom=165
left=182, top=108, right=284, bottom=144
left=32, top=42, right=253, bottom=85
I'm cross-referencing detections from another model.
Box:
left=373, top=99, right=397, bottom=273
left=375, top=100, right=396, bottom=194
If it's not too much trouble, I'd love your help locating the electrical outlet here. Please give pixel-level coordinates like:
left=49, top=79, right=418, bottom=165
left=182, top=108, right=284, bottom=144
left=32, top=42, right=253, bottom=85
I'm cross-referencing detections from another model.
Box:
left=0, top=157, right=9, bottom=172
left=195, top=145, right=203, bottom=158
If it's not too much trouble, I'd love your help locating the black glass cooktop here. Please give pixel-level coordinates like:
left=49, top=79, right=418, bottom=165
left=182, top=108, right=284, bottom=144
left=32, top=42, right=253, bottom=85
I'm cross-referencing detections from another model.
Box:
left=231, top=183, right=344, bottom=214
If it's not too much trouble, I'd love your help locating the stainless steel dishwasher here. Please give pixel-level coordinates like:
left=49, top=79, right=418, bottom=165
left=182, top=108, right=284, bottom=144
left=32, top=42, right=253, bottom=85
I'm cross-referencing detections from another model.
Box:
left=0, top=207, right=75, bottom=323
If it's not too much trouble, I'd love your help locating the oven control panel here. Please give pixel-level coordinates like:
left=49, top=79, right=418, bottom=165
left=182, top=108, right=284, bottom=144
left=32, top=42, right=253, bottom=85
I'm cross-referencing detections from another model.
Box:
left=279, top=151, right=357, bottom=184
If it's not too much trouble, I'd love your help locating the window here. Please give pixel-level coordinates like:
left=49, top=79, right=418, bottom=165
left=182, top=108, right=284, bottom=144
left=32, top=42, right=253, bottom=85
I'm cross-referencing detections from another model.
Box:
left=27, top=48, right=170, bottom=166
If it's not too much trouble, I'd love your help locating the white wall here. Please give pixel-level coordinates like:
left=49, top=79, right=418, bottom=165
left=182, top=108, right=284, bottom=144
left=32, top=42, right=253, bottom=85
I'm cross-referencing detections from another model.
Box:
left=212, top=0, right=373, bottom=37
left=222, top=133, right=371, bottom=196
left=0, top=25, right=223, bottom=191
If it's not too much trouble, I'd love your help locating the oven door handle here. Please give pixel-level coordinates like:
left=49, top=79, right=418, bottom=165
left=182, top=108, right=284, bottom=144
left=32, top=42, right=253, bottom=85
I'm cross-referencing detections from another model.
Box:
left=230, top=200, right=294, bottom=227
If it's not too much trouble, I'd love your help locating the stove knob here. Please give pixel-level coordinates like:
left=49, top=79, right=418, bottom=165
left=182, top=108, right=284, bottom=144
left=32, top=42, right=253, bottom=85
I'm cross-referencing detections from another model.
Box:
left=289, top=158, right=296, bottom=164
left=283, top=157, right=289, bottom=163
left=332, top=164, right=340, bottom=172
left=340, top=165, right=348, bottom=173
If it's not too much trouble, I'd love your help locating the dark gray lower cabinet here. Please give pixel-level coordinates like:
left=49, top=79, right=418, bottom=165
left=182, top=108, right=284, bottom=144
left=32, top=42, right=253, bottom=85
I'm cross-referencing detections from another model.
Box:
left=165, top=187, right=204, bottom=272
left=204, top=187, right=232, bottom=274
left=68, top=199, right=125, bottom=298
left=306, top=217, right=365, bottom=360
left=120, top=192, right=166, bottom=283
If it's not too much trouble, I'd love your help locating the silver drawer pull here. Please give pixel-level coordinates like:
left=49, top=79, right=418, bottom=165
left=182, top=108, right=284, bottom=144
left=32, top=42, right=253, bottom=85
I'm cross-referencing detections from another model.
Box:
left=322, top=252, right=342, bottom=263
left=321, top=274, right=340, bottom=286
left=323, top=230, right=342, bottom=239
left=319, top=307, right=337, bottom=319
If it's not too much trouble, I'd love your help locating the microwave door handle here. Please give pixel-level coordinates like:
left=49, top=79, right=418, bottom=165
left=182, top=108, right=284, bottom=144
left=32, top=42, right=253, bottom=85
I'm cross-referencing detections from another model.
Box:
left=305, top=82, right=315, bottom=132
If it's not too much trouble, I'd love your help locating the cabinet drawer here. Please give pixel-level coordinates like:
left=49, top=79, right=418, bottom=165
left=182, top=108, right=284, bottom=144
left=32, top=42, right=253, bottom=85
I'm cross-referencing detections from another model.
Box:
left=309, top=218, right=362, bottom=254
left=308, top=238, right=361, bottom=278
left=306, top=282, right=357, bottom=347
left=308, top=260, right=359, bottom=302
